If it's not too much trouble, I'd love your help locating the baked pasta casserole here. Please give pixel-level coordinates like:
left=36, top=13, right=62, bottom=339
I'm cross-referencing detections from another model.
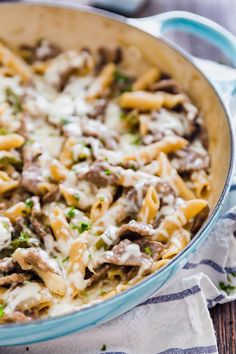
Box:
left=0, top=39, right=210, bottom=322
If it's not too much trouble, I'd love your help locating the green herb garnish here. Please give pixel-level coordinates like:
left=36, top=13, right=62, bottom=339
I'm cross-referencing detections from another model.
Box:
left=129, top=164, right=137, bottom=171
left=101, top=344, right=107, bottom=352
left=62, top=256, right=69, bottom=263
left=0, top=128, right=8, bottom=135
left=120, top=111, right=127, bottom=120
left=60, top=118, right=70, bottom=125
left=0, top=304, right=5, bottom=318
left=144, top=247, right=153, bottom=257
left=88, top=254, right=92, bottom=260
left=131, top=135, right=142, bottom=145
left=104, top=169, right=111, bottom=176
left=10, top=231, right=32, bottom=250
left=74, top=193, right=80, bottom=201
left=70, top=221, right=91, bottom=234
left=66, top=206, right=76, bottom=219
left=2, top=221, right=10, bottom=230
left=114, top=70, right=129, bottom=84
left=18, top=231, right=30, bottom=242
left=5, top=87, right=22, bottom=114
left=99, top=196, right=105, bottom=202
left=25, top=198, right=34, bottom=209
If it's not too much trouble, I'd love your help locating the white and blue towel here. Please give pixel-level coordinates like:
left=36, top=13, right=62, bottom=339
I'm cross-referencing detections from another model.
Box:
left=2, top=61, right=236, bottom=354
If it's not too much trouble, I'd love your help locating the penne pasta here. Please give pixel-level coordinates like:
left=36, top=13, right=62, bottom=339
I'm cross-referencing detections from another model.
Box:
left=191, top=170, right=211, bottom=198
left=0, top=171, right=18, bottom=194
left=90, top=187, right=114, bottom=221
left=153, top=199, right=208, bottom=242
left=0, top=134, right=25, bottom=151
left=132, top=67, right=160, bottom=91
left=158, top=152, right=195, bottom=200
left=59, top=137, right=77, bottom=168
left=0, top=42, right=32, bottom=82
left=119, top=91, right=187, bottom=111
left=122, top=136, right=188, bottom=164
left=0, top=39, right=211, bottom=323
left=87, top=63, right=116, bottom=99
left=138, top=185, right=160, bottom=224
left=49, top=206, right=73, bottom=254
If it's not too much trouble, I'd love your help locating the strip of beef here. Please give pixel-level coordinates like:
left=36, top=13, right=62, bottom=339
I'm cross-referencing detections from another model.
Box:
left=77, top=161, right=119, bottom=187
left=136, top=239, right=165, bottom=261
left=29, top=197, right=46, bottom=240
left=1, top=311, right=31, bottom=323
left=86, top=264, right=111, bottom=288
left=150, top=79, right=183, bottom=94
left=0, top=273, right=29, bottom=286
left=30, top=219, right=47, bottom=241
left=45, top=50, right=93, bottom=90
left=117, top=220, right=155, bottom=240
left=20, top=39, right=61, bottom=64
left=21, top=143, right=44, bottom=195
left=0, top=257, right=18, bottom=273
left=87, top=99, right=107, bottom=122
left=190, top=205, right=210, bottom=234
left=171, top=145, right=210, bottom=173
left=13, top=247, right=60, bottom=274
left=82, top=118, right=120, bottom=150
left=42, top=186, right=60, bottom=204
left=12, top=248, right=66, bottom=295
left=103, top=239, right=153, bottom=275
left=95, top=46, right=123, bottom=72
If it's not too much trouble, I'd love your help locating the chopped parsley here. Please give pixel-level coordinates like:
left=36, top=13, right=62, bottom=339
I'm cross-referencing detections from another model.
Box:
left=19, top=231, right=30, bottom=242
left=101, top=344, right=107, bottom=352
left=104, top=169, right=111, bottom=176
left=10, top=231, right=31, bottom=250
left=62, top=256, right=69, bottom=263
left=144, top=247, right=153, bottom=257
left=114, top=70, right=129, bottom=84
left=131, top=135, right=142, bottom=145
left=0, top=304, right=5, bottom=318
left=0, top=128, right=8, bottom=135
left=99, top=196, right=105, bottom=202
left=5, top=87, right=22, bottom=114
left=100, top=290, right=107, bottom=296
left=2, top=221, right=10, bottom=230
left=219, top=281, right=236, bottom=295
left=129, top=164, right=137, bottom=171
left=70, top=221, right=92, bottom=234
left=60, top=117, right=70, bottom=125
left=66, top=206, right=76, bottom=219
left=25, top=198, right=34, bottom=209
left=74, top=193, right=80, bottom=201
left=88, top=254, right=92, bottom=260
left=120, top=111, right=126, bottom=120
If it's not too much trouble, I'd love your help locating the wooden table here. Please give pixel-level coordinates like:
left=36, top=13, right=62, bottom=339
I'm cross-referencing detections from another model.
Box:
left=136, top=1, right=236, bottom=353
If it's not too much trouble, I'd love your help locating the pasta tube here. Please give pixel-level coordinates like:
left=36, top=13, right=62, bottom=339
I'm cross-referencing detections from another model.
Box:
left=153, top=199, right=208, bottom=242
left=87, top=63, right=116, bottom=99
left=132, top=67, right=160, bottom=91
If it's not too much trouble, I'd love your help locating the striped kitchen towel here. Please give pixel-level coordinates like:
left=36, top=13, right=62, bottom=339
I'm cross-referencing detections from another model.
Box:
left=2, top=60, right=236, bottom=354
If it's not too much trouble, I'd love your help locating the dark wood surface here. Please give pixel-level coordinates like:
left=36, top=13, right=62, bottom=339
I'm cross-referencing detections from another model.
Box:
left=135, top=1, right=236, bottom=353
